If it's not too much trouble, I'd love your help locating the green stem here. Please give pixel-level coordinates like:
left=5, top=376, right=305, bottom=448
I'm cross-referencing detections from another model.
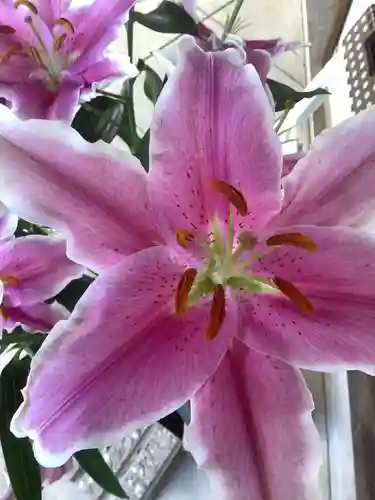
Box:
left=275, top=107, right=290, bottom=133
left=95, top=89, right=127, bottom=104
left=221, top=0, right=245, bottom=42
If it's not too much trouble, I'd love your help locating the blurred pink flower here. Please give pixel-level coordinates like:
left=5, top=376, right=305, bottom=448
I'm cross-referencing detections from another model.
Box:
left=0, top=234, right=82, bottom=332
left=0, top=0, right=137, bottom=121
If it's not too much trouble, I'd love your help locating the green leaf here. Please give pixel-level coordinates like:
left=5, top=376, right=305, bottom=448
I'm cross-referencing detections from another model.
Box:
left=117, top=81, right=138, bottom=152
left=0, top=357, right=42, bottom=500
left=267, top=79, right=330, bottom=112
left=72, top=97, right=125, bottom=143
left=75, top=449, right=127, bottom=498
left=0, top=328, right=46, bottom=356
left=141, top=63, right=164, bottom=104
left=52, top=275, right=94, bottom=312
left=130, top=0, right=197, bottom=35
left=134, top=129, right=150, bottom=171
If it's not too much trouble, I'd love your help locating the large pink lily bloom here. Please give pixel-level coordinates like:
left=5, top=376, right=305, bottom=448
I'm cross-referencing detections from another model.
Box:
left=0, top=0, right=136, bottom=121
left=0, top=37, right=374, bottom=498
left=0, top=234, right=82, bottom=332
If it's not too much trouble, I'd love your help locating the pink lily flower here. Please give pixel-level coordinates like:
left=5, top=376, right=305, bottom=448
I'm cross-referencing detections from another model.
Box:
left=0, top=37, right=374, bottom=498
left=0, top=0, right=137, bottom=121
left=0, top=234, right=83, bottom=332
left=195, top=22, right=300, bottom=83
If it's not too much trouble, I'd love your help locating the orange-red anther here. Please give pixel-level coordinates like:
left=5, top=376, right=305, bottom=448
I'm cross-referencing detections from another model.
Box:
left=54, top=17, right=75, bottom=35
left=209, top=180, right=248, bottom=216
left=273, top=276, right=314, bottom=314
left=14, top=0, right=38, bottom=14
left=266, top=232, right=317, bottom=252
left=205, top=284, right=226, bottom=340
left=174, top=268, right=197, bottom=316
left=176, top=229, right=195, bottom=249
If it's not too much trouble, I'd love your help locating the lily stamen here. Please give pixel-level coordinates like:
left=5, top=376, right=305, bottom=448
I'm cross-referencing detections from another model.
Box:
left=0, top=305, right=7, bottom=321
left=209, top=180, right=248, bottom=216
left=273, top=276, right=314, bottom=313
left=53, top=33, right=67, bottom=52
left=175, top=268, right=198, bottom=316
left=267, top=232, right=317, bottom=252
left=176, top=229, right=195, bottom=248
left=14, top=0, right=38, bottom=15
left=0, top=25, right=16, bottom=34
left=205, top=284, right=226, bottom=340
left=54, top=17, right=75, bottom=35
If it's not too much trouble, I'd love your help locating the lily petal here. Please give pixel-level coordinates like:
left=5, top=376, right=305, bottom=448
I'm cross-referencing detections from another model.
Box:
left=4, top=302, right=69, bottom=333
left=80, top=56, right=137, bottom=86
left=0, top=202, right=17, bottom=239
left=149, top=36, right=282, bottom=241
left=0, top=235, right=83, bottom=306
left=257, top=226, right=375, bottom=296
left=68, top=0, right=133, bottom=74
left=0, top=105, right=160, bottom=271
left=246, top=49, right=271, bottom=84
left=238, top=226, right=375, bottom=370
left=34, top=0, right=71, bottom=26
left=279, top=107, right=375, bottom=227
left=185, top=340, right=320, bottom=500
left=282, top=152, right=305, bottom=177
left=1, top=80, right=81, bottom=122
left=11, top=247, right=233, bottom=466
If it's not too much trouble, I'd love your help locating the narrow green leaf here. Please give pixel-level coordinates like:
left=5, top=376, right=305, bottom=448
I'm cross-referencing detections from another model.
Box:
left=75, top=449, right=127, bottom=499
left=267, top=79, right=330, bottom=112
left=117, top=80, right=138, bottom=152
left=72, top=97, right=124, bottom=143
left=130, top=0, right=197, bottom=35
left=134, top=129, right=150, bottom=171
left=0, top=358, right=42, bottom=500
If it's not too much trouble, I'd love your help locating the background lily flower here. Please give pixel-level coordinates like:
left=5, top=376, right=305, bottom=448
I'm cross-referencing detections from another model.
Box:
left=0, top=0, right=137, bottom=121
left=0, top=235, right=83, bottom=332
left=193, top=21, right=300, bottom=83
left=0, top=37, right=375, bottom=498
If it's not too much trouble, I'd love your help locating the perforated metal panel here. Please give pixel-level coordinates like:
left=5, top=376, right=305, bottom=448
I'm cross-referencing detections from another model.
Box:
left=343, top=4, right=375, bottom=113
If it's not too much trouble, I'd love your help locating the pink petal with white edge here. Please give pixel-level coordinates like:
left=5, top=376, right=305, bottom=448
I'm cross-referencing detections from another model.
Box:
left=278, top=107, right=375, bottom=227
left=0, top=106, right=161, bottom=271
left=0, top=235, right=83, bottom=306
left=68, top=0, right=133, bottom=74
left=11, top=247, right=233, bottom=466
left=185, top=340, right=320, bottom=500
left=0, top=202, right=17, bottom=239
left=4, top=301, right=69, bottom=333
left=149, top=36, right=282, bottom=241
left=80, top=56, right=137, bottom=86
left=238, top=226, right=375, bottom=370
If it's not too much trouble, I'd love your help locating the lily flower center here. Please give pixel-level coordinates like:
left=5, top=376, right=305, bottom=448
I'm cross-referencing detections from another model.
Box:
left=0, top=0, right=77, bottom=90
left=174, top=180, right=317, bottom=339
